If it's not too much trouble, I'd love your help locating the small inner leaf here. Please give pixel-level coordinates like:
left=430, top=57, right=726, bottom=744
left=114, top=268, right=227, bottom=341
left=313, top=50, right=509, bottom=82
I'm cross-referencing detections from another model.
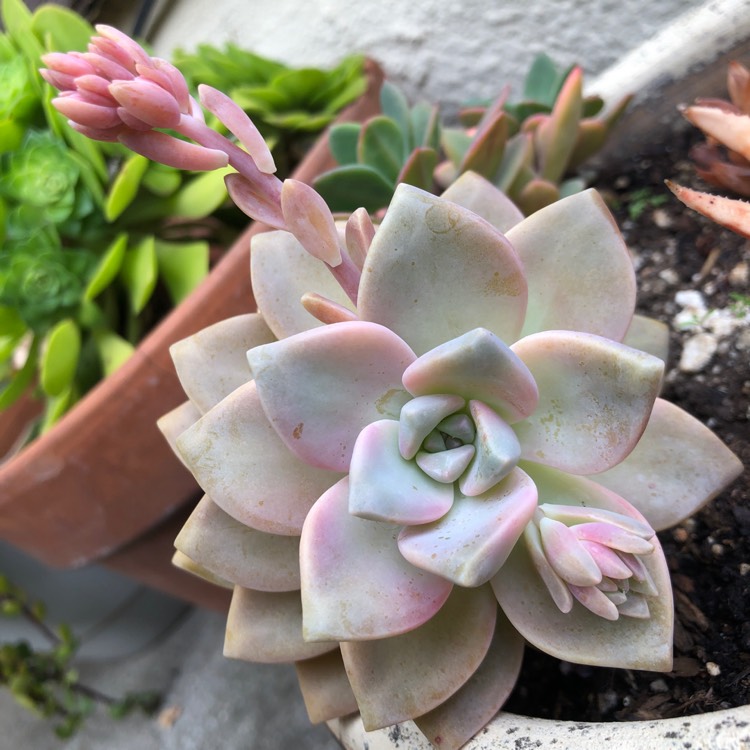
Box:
left=40, top=318, right=80, bottom=397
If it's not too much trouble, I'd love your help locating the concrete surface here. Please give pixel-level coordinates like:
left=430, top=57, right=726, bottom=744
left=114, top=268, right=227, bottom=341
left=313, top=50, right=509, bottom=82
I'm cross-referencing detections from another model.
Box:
left=0, top=607, right=340, bottom=749
left=146, top=0, right=707, bottom=117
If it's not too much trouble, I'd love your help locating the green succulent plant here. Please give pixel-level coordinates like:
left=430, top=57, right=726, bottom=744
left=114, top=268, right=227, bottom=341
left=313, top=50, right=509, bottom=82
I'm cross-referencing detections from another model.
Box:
left=313, top=81, right=441, bottom=213
left=171, top=42, right=367, bottom=176
left=437, top=53, right=632, bottom=214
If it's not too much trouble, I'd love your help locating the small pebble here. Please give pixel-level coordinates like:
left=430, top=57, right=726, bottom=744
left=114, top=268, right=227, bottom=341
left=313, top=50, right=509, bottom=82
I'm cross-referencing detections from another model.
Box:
left=711, top=543, right=724, bottom=556
left=729, top=261, right=749, bottom=287
left=672, top=527, right=688, bottom=542
left=740, top=563, right=750, bottom=576
left=706, top=662, right=721, bottom=677
left=650, top=678, right=669, bottom=693
left=736, top=329, right=750, bottom=352
left=679, top=332, right=718, bottom=372
left=658, top=268, right=679, bottom=285
left=653, top=208, right=673, bottom=229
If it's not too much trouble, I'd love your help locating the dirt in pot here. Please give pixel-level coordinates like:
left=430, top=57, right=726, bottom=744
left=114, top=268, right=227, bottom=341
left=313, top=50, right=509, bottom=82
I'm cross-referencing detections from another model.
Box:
left=504, top=124, right=750, bottom=721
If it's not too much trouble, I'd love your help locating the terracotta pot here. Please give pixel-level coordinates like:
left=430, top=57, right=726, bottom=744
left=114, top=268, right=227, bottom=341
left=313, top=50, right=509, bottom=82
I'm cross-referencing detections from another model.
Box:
left=0, top=60, right=384, bottom=608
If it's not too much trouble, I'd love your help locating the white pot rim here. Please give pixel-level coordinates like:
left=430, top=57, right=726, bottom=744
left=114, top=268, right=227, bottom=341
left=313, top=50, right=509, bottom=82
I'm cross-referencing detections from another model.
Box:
left=329, top=704, right=750, bottom=749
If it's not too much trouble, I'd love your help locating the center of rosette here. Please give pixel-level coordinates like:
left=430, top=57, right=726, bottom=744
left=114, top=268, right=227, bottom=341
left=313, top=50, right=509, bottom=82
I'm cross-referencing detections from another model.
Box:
left=398, top=394, right=521, bottom=497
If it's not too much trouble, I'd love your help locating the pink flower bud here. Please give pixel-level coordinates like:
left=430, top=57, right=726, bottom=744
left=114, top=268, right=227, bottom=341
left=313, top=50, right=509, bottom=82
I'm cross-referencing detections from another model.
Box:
left=74, top=74, right=118, bottom=103
left=110, top=78, right=181, bottom=130
left=39, top=68, right=76, bottom=92
left=139, top=59, right=191, bottom=114
left=41, top=52, right=95, bottom=78
left=81, top=51, right=134, bottom=83
left=94, top=25, right=152, bottom=69
left=119, top=130, right=229, bottom=171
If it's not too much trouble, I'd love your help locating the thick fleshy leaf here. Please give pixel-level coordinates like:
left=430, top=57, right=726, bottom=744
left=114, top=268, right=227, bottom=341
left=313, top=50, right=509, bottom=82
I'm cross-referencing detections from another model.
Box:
left=591, top=398, right=743, bottom=531
left=225, top=587, right=336, bottom=663
left=622, top=313, right=670, bottom=363
left=493, top=464, right=673, bottom=671
left=414, top=609, right=524, bottom=750
left=250, top=229, right=355, bottom=340
left=440, top=170, right=524, bottom=233
left=349, top=420, right=454, bottom=524
left=399, top=468, right=537, bottom=586
left=300, top=478, right=452, bottom=641
left=156, top=400, right=201, bottom=465
left=340, top=585, right=497, bottom=730
left=416, top=445, right=474, bottom=484
left=171, top=550, right=232, bottom=589
left=174, top=496, right=300, bottom=591
left=358, top=184, right=528, bottom=355
left=170, top=313, right=274, bottom=413
left=682, top=105, right=750, bottom=160
left=506, top=189, right=636, bottom=341
left=402, top=328, right=538, bottom=424
left=295, top=650, right=358, bottom=723
left=512, top=331, right=663, bottom=474
left=459, top=400, right=522, bottom=496
left=398, top=394, right=465, bottom=459
left=248, top=322, right=415, bottom=472
left=176, top=381, right=341, bottom=535
left=667, top=180, right=750, bottom=240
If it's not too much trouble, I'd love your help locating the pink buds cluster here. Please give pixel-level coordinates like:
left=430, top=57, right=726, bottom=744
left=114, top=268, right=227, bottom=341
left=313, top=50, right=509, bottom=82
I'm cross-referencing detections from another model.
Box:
left=525, top=503, right=659, bottom=621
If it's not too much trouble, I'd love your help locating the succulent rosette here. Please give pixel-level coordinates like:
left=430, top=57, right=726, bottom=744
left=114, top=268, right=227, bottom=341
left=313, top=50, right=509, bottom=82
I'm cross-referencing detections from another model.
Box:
left=160, top=176, right=741, bottom=748
left=44, top=28, right=743, bottom=750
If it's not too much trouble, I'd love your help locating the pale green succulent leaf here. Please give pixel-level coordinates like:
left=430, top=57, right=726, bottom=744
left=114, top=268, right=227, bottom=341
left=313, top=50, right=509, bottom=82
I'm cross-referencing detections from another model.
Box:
left=396, top=146, right=437, bottom=191
left=105, top=154, right=149, bottom=221
left=170, top=166, right=230, bottom=218
left=93, top=330, right=134, bottom=377
left=358, top=115, right=406, bottom=183
left=313, top=164, right=394, bottom=213
left=31, top=3, right=93, bottom=53
left=40, top=317, right=80, bottom=397
left=120, top=236, right=157, bottom=314
left=84, top=233, right=128, bottom=301
left=328, top=122, right=361, bottom=165
left=410, top=101, right=441, bottom=151
left=155, top=239, right=209, bottom=306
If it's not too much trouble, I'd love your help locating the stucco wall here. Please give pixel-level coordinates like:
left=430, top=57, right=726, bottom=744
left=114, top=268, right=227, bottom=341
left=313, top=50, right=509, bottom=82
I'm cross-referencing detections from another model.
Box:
left=151, top=0, right=705, bottom=116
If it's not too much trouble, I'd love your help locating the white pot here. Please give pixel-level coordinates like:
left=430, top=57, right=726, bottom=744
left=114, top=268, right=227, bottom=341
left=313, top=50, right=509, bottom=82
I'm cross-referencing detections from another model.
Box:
left=329, top=705, right=750, bottom=749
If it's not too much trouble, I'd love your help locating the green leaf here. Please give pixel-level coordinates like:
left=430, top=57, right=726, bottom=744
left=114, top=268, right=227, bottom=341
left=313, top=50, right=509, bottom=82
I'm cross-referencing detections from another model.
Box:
left=170, top=167, right=230, bottom=219
left=40, top=318, right=80, bottom=397
left=142, top=163, right=182, bottom=196
left=440, top=128, right=472, bottom=167
left=523, top=53, right=570, bottom=107
left=155, top=239, right=209, bottom=305
left=93, top=330, right=134, bottom=377
left=396, top=147, right=438, bottom=192
left=357, top=115, right=406, bottom=183
left=84, top=233, right=128, bottom=301
left=328, top=122, right=361, bottom=165
left=314, top=164, right=395, bottom=213
left=0, top=306, right=26, bottom=338
left=120, top=236, right=157, bottom=315
left=379, top=82, right=410, bottom=147
left=0, top=120, right=23, bottom=154
left=105, top=155, right=149, bottom=221
left=31, top=4, right=94, bottom=53
left=39, top=385, right=75, bottom=433
left=271, top=68, right=328, bottom=106
left=409, top=102, right=441, bottom=151
left=1, top=0, right=43, bottom=63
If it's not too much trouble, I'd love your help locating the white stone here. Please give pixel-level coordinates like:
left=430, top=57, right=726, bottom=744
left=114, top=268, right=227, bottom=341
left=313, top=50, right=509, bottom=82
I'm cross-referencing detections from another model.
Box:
left=679, top=333, right=718, bottom=373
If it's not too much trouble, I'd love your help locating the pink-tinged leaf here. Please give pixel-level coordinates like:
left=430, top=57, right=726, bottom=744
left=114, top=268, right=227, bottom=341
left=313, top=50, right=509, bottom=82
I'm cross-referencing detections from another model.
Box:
left=176, top=380, right=342, bottom=535
left=399, top=468, right=537, bottom=587
left=225, top=172, right=285, bottom=229
left=119, top=130, right=228, bottom=171
left=171, top=550, right=232, bottom=589
left=349, top=420, right=454, bottom=524
left=515, top=177, right=560, bottom=216
left=300, top=292, right=359, bottom=324
left=281, top=179, right=342, bottom=266
left=340, top=585, right=496, bottom=730
left=414, top=609, right=524, bottom=750
left=170, top=313, right=274, bottom=414
left=667, top=180, right=750, bottom=240
left=398, top=393, right=466, bottom=459
left=728, top=60, right=750, bottom=112
left=623, top=314, right=670, bottom=362
left=682, top=105, right=750, bottom=160
left=74, top=74, right=117, bottom=103
left=250, top=229, right=355, bottom=339
left=535, top=66, right=583, bottom=183
left=572, top=522, right=654, bottom=555
left=68, top=121, right=124, bottom=142
left=295, top=650, right=358, bottom=723
left=512, top=331, right=663, bottom=474
left=41, top=52, right=95, bottom=78
left=459, top=110, right=509, bottom=181
left=538, top=518, right=601, bottom=586
left=416, top=445, right=474, bottom=483
left=52, top=94, right=120, bottom=129
left=225, top=587, right=336, bottom=663
left=199, top=84, right=276, bottom=173
left=109, top=79, right=181, bottom=129
left=459, top=400, right=521, bottom=496
left=300, top=477, right=452, bottom=641
left=523, top=521, right=573, bottom=613
left=493, top=465, right=673, bottom=670
left=403, top=328, right=538, bottom=424
left=94, top=24, right=152, bottom=69
left=156, top=399, right=201, bottom=464
left=116, top=107, right=151, bottom=130
left=247, top=322, right=415, bottom=472
left=507, top=189, right=636, bottom=341
left=591, top=397, right=743, bottom=531
left=580, top=540, right=634, bottom=580
left=344, top=207, right=375, bottom=270
left=358, top=184, right=528, bottom=356
left=440, top=171, right=524, bottom=233
left=81, top=51, right=134, bottom=82
left=175, top=495, right=301, bottom=591
left=568, top=584, right=619, bottom=621
left=39, top=68, right=76, bottom=91
left=89, top=35, right=140, bottom=74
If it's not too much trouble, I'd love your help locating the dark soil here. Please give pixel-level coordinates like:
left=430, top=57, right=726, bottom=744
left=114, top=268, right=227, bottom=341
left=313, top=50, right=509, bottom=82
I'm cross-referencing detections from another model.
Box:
left=504, top=124, right=750, bottom=721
